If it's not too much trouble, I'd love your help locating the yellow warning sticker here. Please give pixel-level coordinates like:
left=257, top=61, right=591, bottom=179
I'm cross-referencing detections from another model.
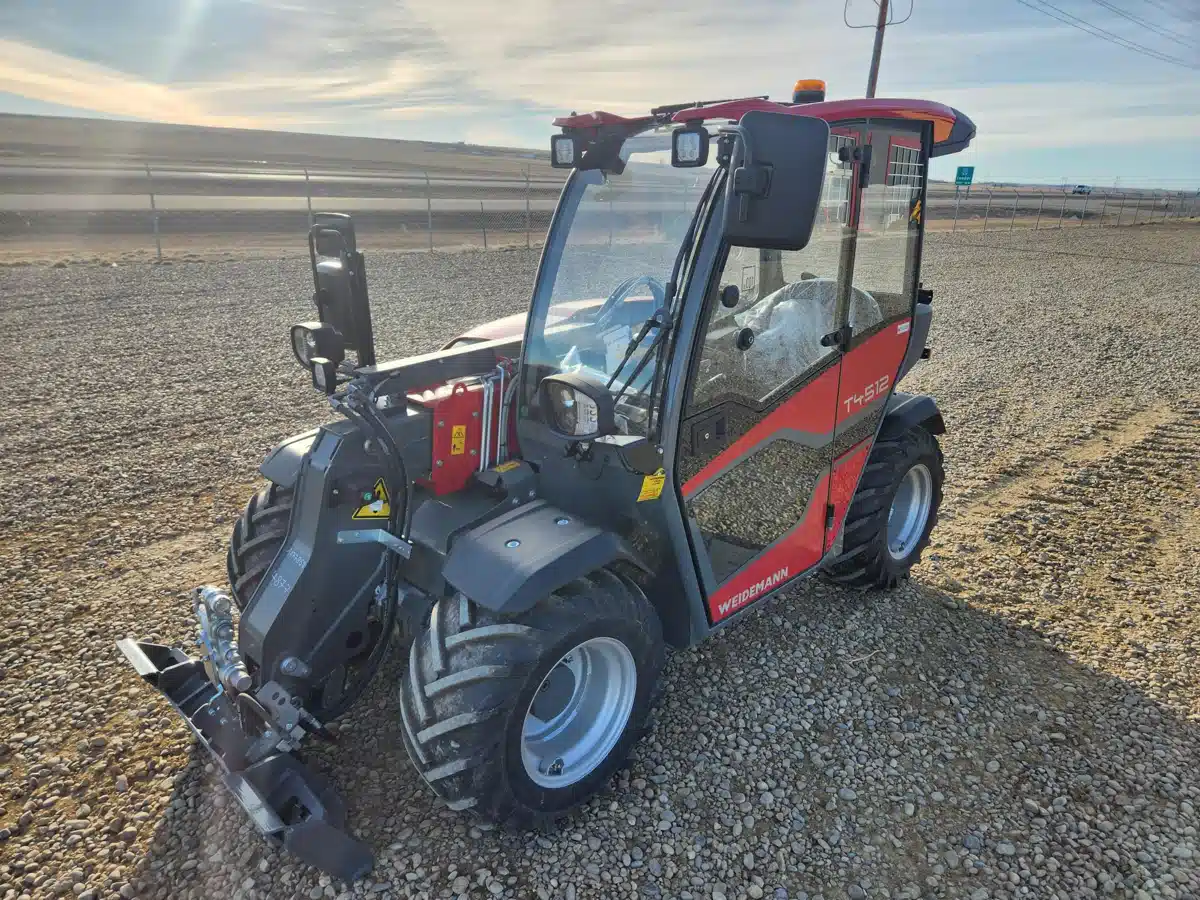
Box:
left=637, top=468, right=667, bottom=502
left=493, top=460, right=521, bottom=473
left=450, top=425, right=467, bottom=456
left=352, top=478, right=390, bottom=520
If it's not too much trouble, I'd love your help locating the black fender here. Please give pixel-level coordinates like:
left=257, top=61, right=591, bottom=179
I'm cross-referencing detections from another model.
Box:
left=441, top=500, right=647, bottom=616
left=878, top=391, right=946, bottom=440
left=258, top=428, right=320, bottom=488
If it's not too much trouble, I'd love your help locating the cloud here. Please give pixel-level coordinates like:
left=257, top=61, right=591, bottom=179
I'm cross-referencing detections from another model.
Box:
left=0, top=0, right=1196, bottom=181
left=0, top=39, right=317, bottom=128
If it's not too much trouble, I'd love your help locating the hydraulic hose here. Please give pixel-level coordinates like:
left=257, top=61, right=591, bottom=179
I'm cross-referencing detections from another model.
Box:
left=317, top=386, right=411, bottom=721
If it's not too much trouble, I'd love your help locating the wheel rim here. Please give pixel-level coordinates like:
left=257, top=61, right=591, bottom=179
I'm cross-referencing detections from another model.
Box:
left=521, top=636, right=637, bottom=789
left=887, top=463, right=933, bottom=562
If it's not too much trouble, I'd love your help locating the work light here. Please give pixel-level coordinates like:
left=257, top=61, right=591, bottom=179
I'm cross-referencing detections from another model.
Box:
left=290, top=321, right=344, bottom=370
left=551, top=135, right=581, bottom=168
left=539, top=373, right=616, bottom=439
left=671, top=127, right=710, bottom=168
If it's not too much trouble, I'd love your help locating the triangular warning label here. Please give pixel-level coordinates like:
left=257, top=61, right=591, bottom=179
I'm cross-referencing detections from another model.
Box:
left=352, top=478, right=390, bottom=520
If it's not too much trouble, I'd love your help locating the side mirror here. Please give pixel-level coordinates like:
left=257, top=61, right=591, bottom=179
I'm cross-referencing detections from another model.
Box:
left=722, top=111, right=830, bottom=251
left=671, top=126, right=710, bottom=168
left=308, top=216, right=376, bottom=367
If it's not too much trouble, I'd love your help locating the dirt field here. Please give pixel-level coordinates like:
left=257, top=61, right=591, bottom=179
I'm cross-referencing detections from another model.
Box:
left=0, top=225, right=1198, bottom=900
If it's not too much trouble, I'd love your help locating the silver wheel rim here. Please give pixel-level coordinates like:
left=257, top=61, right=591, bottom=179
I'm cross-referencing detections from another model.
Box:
left=887, top=463, right=933, bottom=562
left=521, top=636, right=637, bottom=789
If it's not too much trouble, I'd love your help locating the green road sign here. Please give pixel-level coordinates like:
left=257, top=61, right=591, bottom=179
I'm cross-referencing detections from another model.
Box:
left=955, top=166, right=975, bottom=186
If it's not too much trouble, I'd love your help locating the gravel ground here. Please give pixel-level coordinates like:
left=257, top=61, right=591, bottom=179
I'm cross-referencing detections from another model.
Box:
left=1, top=224, right=1198, bottom=900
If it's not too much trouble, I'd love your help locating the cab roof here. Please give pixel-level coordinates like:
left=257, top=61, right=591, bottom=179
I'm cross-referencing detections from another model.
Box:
left=554, top=96, right=975, bottom=158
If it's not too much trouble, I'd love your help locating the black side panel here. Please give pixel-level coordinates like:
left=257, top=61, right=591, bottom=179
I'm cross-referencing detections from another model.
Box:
left=258, top=428, right=320, bottom=488
left=878, top=392, right=945, bottom=439
left=442, top=501, right=644, bottom=615
left=896, top=301, right=932, bottom=383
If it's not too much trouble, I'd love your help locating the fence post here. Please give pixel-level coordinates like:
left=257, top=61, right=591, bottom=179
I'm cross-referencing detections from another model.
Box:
left=480, top=200, right=488, bottom=250
left=1116, top=193, right=1125, bottom=227
left=424, top=171, right=434, bottom=252
left=1079, top=190, right=1089, bottom=226
left=1009, top=191, right=1019, bottom=232
left=524, top=167, right=531, bottom=250
left=1098, top=191, right=1109, bottom=227
left=982, top=189, right=993, bottom=232
left=304, top=167, right=313, bottom=230
left=1057, top=192, right=1068, bottom=228
left=952, top=186, right=961, bottom=232
left=1132, top=193, right=1142, bottom=226
left=1160, top=191, right=1170, bottom=224
left=144, top=163, right=162, bottom=263
left=1034, top=192, right=1045, bottom=230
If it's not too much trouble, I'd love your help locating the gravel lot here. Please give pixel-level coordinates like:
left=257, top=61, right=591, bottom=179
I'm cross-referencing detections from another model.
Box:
left=1, top=224, right=1199, bottom=900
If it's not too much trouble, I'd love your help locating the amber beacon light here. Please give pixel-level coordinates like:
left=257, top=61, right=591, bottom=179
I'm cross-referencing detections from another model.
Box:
left=792, top=79, right=827, bottom=103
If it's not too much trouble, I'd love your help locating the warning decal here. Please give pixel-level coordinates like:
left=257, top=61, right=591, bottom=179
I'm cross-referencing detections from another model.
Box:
left=450, top=425, right=467, bottom=456
left=352, top=478, right=391, bottom=520
left=637, top=468, right=667, bottom=502
left=493, top=460, right=521, bottom=473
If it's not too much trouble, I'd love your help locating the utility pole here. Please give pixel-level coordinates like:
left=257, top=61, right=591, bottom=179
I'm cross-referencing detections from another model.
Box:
left=865, top=0, right=890, bottom=98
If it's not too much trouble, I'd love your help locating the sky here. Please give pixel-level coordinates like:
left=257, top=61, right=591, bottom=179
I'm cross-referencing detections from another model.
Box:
left=0, top=0, right=1197, bottom=185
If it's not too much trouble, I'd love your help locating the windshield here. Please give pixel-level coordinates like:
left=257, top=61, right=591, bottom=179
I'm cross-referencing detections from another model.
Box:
left=524, top=130, right=719, bottom=436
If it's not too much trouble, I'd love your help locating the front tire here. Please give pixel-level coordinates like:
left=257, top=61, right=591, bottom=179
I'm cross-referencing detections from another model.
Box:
left=399, top=569, right=664, bottom=825
left=227, top=483, right=294, bottom=610
left=823, top=426, right=944, bottom=588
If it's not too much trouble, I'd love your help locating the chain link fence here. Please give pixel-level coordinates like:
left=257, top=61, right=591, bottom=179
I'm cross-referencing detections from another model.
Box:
left=0, top=161, right=566, bottom=260
left=1, top=160, right=1196, bottom=261
left=941, top=185, right=1199, bottom=234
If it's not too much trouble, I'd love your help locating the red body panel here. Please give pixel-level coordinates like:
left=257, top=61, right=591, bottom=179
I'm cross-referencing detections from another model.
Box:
left=553, top=111, right=655, bottom=129
left=688, top=321, right=913, bottom=621
left=681, top=366, right=839, bottom=499
left=409, top=382, right=491, bottom=496
left=825, top=439, right=872, bottom=553
left=671, top=97, right=960, bottom=146
left=706, top=471, right=830, bottom=622
left=836, top=320, right=911, bottom=425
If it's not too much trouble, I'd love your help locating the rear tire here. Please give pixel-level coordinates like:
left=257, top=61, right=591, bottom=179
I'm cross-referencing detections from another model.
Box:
left=399, top=569, right=663, bottom=825
left=227, top=483, right=294, bottom=611
left=823, top=426, right=943, bottom=589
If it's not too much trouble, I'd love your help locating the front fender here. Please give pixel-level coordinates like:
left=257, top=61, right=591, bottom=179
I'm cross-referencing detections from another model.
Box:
left=258, top=428, right=320, bottom=489
left=442, top=500, right=647, bottom=616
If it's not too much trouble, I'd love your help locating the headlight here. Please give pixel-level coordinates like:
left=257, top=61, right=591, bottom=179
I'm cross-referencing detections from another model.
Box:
left=539, top=373, right=615, bottom=440
left=290, top=321, right=345, bottom=370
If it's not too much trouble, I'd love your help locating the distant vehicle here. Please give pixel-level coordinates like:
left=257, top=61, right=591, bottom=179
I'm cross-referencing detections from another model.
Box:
left=1071, top=184, right=1093, bottom=195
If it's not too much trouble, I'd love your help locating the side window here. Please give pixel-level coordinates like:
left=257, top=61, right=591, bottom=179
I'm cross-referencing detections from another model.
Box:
left=852, top=131, right=925, bottom=335
left=689, top=133, right=857, bottom=413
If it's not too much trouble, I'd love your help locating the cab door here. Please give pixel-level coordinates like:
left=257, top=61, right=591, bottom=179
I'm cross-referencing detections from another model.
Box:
left=674, top=129, right=861, bottom=624
left=825, top=122, right=929, bottom=552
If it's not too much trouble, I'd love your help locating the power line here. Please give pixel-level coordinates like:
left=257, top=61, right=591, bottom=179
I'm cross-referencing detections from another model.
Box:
left=1084, top=0, right=1199, bottom=48
left=1012, top=0, right=1199, bottom=68
left=1139, top=0, right=1197, bottom=21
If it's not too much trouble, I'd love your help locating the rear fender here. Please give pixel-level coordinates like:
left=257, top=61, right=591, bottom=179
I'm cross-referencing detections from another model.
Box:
left=441, top=500, right=647, bottom=616
left=878, top=392, right=945, bottom=440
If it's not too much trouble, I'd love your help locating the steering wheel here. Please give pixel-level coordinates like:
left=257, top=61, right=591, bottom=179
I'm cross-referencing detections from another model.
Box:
left=594, top=275, right=666, bottom=331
